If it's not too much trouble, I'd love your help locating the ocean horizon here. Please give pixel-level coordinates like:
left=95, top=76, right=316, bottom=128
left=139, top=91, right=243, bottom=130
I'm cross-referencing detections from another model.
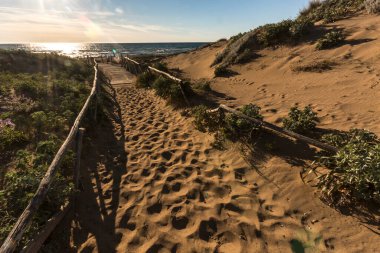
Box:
left=0, top=42, right=209, bottom=58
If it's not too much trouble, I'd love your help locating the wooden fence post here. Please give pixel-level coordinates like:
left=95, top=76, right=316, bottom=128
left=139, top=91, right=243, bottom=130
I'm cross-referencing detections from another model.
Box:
left=74, top=128, right=85, bottom=189
left=93, top=80, right=98, bottom=123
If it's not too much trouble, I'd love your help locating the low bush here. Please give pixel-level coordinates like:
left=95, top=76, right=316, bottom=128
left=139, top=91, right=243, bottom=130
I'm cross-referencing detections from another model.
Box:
left=192, top=105, right=224, bottom=133
left=316, top=129, right=380, bottom=204
left=365, top=0, right=380, bottom=13
left=283, top=105, right=319, bottom=134
left=0, top=154, right=73, bottom=245
left=235, top=49, right=260, bottom=64
left=223, top=104, right=263, bottom=141
left=153, top=62, right=169, bottom=72
left=292, top=60, right=337, bottom=72
left=152, top=76, right=184, bottom=105
left=193, top=81, right=212, bottom=92
left=257, top=19, right=294, bottom=47
left=0, top=126, right=26, bottom=154
left=299, top=0, right=364, bottom=23
left=136, top=71, right=157, bottom=88
left=316, top=30, right=345, bottom=50
left=299, top=0, right=323, bottom=17
left=229, top=32, right=246, bottom=43
left=192, top=104, right=263, bottom=143
left=214, top=66, right=235, bottom=77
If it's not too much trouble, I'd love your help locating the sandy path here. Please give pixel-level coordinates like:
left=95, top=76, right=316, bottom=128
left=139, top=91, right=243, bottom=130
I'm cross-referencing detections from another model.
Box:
left=54, top=82, right=379, bottom=253
left=64, top=84, right=261, bottom=252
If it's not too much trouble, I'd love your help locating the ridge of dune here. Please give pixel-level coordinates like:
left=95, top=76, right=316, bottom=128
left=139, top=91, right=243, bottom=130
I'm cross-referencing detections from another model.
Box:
left=164, top=14, right=380, bottom=136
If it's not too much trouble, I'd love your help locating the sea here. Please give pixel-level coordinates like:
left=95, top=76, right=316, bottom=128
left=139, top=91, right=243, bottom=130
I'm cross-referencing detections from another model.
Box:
left=0, top=42, right=208, bottom=58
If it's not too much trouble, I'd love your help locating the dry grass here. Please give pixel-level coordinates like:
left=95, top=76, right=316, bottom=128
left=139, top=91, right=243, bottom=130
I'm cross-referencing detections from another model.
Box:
left=291, top=60, right=337, bottom=72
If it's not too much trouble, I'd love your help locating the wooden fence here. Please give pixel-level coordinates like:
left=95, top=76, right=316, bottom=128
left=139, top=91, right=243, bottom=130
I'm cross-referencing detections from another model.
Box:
left=0, top=60, right=99, bottom=253
left=122, top=56, right=190, bottom=106
left=120, top=55, right=337, bottom=153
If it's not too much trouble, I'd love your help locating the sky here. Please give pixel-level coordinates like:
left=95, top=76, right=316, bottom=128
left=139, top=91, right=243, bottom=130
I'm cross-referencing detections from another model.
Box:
left=0, top=0, right=311, bottom=43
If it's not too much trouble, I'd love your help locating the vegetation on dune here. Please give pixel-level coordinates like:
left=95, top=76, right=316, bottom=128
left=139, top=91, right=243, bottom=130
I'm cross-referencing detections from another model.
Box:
left=316, top=30, right=346, bottom=50
left=0, top=51, right=93, bottom=247
left=136, top=71, right=156, bottom=88
left=365, top=0, right=380, bottom=13
left=213, top=0, right=365, bottom=68
left=192, top=104, right=263, bottom=147
left=135, top=71, right=192, bottom=107
left=283, top=106, right=319, bottom=134
left=299, top=0, right=364, bottom=23
left=192, top=80, right=212, bottom=92
left=212, top=18, right=314, bottom=67
left=152, top=62, right=169, bottom=72
left=192, top=103, right=379, bottom=205
left=214, top=66, right=236, bottom=77
left=291, top=60, right=337, bottom=72
left=192, top=105, right=224, bottom=133
left=152, top=76, right=183, bottom=103
left=317, top=129, right=380, bottom=204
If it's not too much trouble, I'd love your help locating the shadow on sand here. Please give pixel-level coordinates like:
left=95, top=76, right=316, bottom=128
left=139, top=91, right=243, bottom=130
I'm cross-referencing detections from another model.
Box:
left=241, top=129, right=380, bottom=234
left=43, top=82, right=128, bottom=253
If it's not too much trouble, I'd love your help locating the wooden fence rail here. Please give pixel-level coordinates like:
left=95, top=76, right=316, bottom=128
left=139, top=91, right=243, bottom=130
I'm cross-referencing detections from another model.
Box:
left=122, top=56, right=190, bottom=106
left=217, top=105, right=338, bottom=153
left=120, top=55, right=337, bottom=153
left=0, top=60, right=99, bottom=253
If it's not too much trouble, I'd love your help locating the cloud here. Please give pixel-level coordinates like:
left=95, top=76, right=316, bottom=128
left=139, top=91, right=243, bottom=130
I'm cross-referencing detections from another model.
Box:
left=115, top=7, right=123, bottom=14
left=0, top=6, right=177, bottom=42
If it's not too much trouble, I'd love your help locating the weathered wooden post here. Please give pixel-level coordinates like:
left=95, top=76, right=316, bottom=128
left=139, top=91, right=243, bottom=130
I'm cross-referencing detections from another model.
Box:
left=93, top=78, right=98, bottom=123
left=74, top=128, right=85, bottom=189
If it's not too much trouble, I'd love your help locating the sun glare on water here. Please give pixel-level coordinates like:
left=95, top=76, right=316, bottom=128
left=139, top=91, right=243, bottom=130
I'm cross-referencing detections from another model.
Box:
left=30, top=43, right=82, bottom=57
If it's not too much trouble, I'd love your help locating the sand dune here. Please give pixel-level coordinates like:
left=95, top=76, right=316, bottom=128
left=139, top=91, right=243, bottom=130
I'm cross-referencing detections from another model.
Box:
left=165, top=14, right=380, bottom=136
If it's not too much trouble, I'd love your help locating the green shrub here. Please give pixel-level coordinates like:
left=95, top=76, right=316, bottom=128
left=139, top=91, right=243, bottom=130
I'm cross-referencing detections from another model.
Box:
left=192, top=104, right=263, bottom=143
left=0, top=161, right=73, bottom=246
left=193, top=81, right=212, bottom=92
left=229, top=32, right=246, bottom=43
left=299, top=0, right=323, bottom=17
left=299, top=0, right=364, bottom=23
left=214, top=66, right=235, bottom=77
left=136, top=71, right=157, bottom=88
left=316, top=31, right=345, bottom=50
left=14, top=80, right=47, bottom=99
left=192, top=105, right=224, bottom=133
left=235, top=49, right=259, bottom=64
left=0, top=127, right=26, bottom=153
left=290, top=18, right=314, bottom=39
left=365, top=0, right=380, bottom=13
left=223, top=104, right=263, bottom=140
left=212, top=53, right=224, bottom=66
left=153, top=62, right=169, bottom=72
left=292, top=60, right=337, bottom=72
left=257, top=19, right=295, bottom=47
left=283, top=105, right=319, bottom=134
left=317, top=129, right=380, bottom=204
left=152, top=76, right=183, bottom=105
